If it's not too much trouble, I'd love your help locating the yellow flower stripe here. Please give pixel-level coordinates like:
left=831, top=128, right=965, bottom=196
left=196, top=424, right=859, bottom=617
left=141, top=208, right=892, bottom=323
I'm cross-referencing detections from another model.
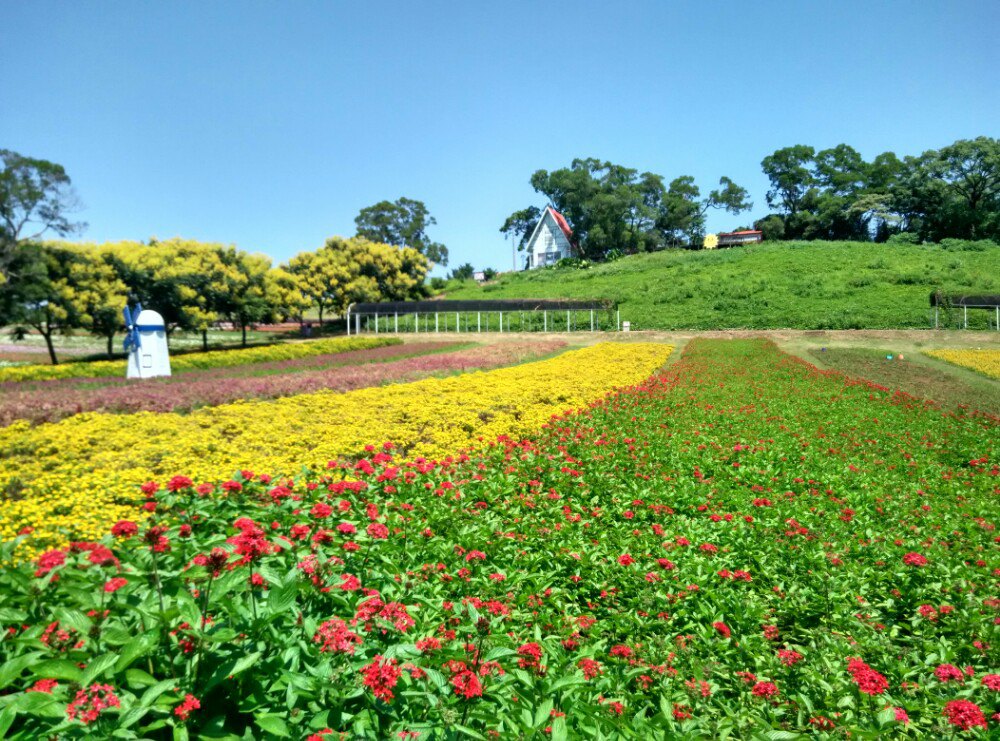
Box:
left=925, top=349, right=1000, bottom=379
left=0, top=336, right=400, bottom=383
left=1, top=342, right=672, bottom=556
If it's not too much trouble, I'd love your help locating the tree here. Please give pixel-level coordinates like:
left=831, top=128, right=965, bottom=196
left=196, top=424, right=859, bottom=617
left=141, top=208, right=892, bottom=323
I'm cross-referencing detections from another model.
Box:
left=761, top=145, right=817, bottom=216
left=1, top=244, right=89, bottom=364
left=264, top=267, right=311, bottom=324
left=928, top=136, right=1000, bottom=239
left=499, top=206, right=542, bottom=251
left=449, top=263, right=475, bottom=281
left=354, top=197, right=448, bottom=266
left=65, top=245, right=128, bottom=356
left=215, top=247, right=271, bottom=346
left=505, top=160, right=751, bottom=258
left=286, top=248, right=353, bottom=325
left=0, top=150, right=85, bottom=285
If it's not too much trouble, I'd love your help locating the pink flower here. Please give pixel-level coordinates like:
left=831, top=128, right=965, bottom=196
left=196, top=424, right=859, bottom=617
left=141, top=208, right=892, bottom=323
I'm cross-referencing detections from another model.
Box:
left=934, top=664, right=965, bottom=683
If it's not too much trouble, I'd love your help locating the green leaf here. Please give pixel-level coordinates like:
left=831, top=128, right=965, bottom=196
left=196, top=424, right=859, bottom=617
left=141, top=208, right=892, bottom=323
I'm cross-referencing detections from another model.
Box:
left=206, top=651, right=262, bottom=691
left=139, top=679, right=175, bottom=708
left=0, top=652, right=44, bottom=689
left=267, top=573, right=298, bottom=617
left=453, top=725, right=488, bottom=740
left=15, top=691, right=64, bottom=717
left=125, top=668, right=158, bottom=687
left=0, top=706, right=16, bottom=737
left=534, top=698, right=553, bottom=728
left=116, top=633, right=159, bottom=672
left=550, top=715, right=568, bottom=741
left=80, top=653, right=120, bottom=686
left=256, top=713, right=290, bottom=737
left=877, top=707, right=897, bottom=726
left=31, top=659, right=83, bottom=682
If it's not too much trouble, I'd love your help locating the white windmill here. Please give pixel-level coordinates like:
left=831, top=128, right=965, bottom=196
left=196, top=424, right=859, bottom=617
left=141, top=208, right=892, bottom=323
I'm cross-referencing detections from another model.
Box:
left=123, top=303, right=171, bottom=379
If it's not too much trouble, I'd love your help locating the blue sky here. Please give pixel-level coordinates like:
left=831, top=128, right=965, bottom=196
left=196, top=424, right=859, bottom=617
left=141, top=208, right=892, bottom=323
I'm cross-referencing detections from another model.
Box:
left=2, top=1, right=998, bottom=274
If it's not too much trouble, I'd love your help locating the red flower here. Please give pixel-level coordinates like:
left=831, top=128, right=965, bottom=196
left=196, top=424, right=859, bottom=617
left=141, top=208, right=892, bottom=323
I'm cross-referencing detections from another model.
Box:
left=337, top=522, right=357, bottom=535
left=846, top=658, right=888, bottom=695
left=608, top=701, right=625, bottom=715
left=174, top=693, right=200, bottom=721
left=450, top=670, right=483, bottom=699
left=982, top=674, right=1000, bottom=691
left=310, top=502, right=332, bottom=518
left=578, top=658, right=603, bottom=680
left=140, top=481, right=159, bottom=495
left=367, top=522, right=389, bottom=539
left=34, top=549, right=66, bottom=578
left=465, top=550, right=486, bottom=562
left=934, top=663, right=965, bottom=683
left=66, top=683, right=120, bottom=724
left=942, top=699, right=987, bottom=731
left=27, top=678, right=58, bottom=693
left=314, top=618, right=363, bottom=654
left=777, top=649, right=803, bottom=667
left=103, top=577, right=128, bottom=593
left=751, top=681, right=778, bottom=698
left=712, top=621, right=731, bottom=639
left=902, top=552, right=928, bottom=567
left=360, top=655, right=402, bottom=702
left=517, top=642, right=545, bottom=673
left=166, top=475, right=194, bottom=492
left=892, top=707, right=910, bottom=724
left=110, top=520, right=138, bottom=538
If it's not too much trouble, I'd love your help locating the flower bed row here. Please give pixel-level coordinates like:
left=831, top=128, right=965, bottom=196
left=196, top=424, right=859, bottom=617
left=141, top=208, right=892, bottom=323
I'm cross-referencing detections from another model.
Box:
left=0, top=339, right=994, bottom=738
left=0, top=336, right=400, bottom=384
left=0, top=342, right=672, bottom=556
left=0, top=341, right=565, bottom=426
left=926, top=348, right=1000, bottom=379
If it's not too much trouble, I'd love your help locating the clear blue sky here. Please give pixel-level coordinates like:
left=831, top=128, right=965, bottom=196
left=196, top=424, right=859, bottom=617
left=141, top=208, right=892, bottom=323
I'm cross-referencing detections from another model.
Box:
left=2, top=1, right=998, bottom=274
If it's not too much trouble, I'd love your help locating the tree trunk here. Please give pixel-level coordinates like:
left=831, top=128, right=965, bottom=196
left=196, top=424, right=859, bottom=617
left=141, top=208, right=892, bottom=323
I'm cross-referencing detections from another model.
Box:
left=241, top=323, right=247, bottom=347
left=318, top=305, right=324, bottom=326
left=202, top=329, right=208, bottom=352
left=43, top=330, right=58, bottom=365
left=107, top=333, right=114, bottom=358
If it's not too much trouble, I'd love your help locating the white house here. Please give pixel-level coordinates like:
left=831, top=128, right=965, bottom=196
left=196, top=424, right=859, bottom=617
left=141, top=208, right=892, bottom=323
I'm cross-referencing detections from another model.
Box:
left=524, top=206, right=575, bottom=268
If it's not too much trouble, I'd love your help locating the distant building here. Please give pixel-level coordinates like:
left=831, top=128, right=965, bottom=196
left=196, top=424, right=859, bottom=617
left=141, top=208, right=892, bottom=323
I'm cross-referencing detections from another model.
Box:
left=473, top=271, right=486, bottom=282
left=717, top=230, right=763, bottom=247
left=525, top=206, right=575, bottom=268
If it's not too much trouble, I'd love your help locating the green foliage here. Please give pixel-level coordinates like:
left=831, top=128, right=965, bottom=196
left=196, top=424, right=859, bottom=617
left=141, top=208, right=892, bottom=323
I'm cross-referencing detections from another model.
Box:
left=354, top=197, right=448, bottom=266
left=0, top=149, right=86, bottom=286
left=446, top=239, right=1000, bottom=329
left=504, top=159, right=751, bottom=259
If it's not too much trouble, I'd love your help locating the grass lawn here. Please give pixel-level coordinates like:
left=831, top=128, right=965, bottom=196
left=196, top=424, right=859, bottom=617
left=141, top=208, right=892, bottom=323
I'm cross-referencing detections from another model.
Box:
left=444, top=240, right=1000, bottom=330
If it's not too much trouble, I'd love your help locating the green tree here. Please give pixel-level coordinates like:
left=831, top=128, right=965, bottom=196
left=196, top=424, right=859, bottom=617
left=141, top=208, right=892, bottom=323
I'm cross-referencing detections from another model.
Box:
left=1, top=244, right=89, bottom=364
left=499, top=206, right=542, bottom=251
left=354, top=197, right=448, bottom=266
left=761, top=145, right=817, bottom=217
left=449, top=263, right=475, bottom=281
left=0, top=150, right=86, bottom=286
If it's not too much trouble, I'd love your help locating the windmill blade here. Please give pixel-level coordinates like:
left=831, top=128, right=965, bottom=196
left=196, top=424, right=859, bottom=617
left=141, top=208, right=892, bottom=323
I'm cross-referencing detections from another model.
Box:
left=123, top=305, right=132, bottom=327
left=135, top=302, right=143, bottom=317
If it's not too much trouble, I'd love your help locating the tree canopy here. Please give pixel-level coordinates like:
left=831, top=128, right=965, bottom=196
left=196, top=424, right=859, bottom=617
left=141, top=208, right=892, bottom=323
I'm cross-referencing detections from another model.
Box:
left=354, top=197, right=448, bottom=266
left=0, top=149, right=85, bottom=285
left=502, top=158, right=751, bottom=260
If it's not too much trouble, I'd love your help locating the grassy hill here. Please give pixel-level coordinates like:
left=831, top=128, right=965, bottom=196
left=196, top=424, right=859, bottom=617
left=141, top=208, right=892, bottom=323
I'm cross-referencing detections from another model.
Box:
left=444, top=240, right=1000, bottom=330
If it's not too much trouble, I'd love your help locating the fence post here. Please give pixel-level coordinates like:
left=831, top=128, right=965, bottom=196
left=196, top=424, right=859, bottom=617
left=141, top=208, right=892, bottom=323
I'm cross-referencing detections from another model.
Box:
left=964, top=306, right=968, bottom=329
left=499, top=311, right=503, bottom=333
left=435, top=313, right=439, bottom=333
left=477, top=312, right=481, bottom=333
left=355, top=313, right=360, bottom=335
left=590, top=309, right=594, bottom=332
left=544, top=311, right=547, bottom=332
left=617, top=309, right=621, bottom=331
left=394, top=313, right=398, bottom=333
left=374, top=313, right=379, bottom=334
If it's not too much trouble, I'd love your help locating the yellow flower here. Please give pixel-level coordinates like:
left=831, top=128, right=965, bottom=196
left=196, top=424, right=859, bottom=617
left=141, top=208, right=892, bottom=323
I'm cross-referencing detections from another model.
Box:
left=0, top=342, right=672, bottom=558
left=924, top=349, right=1000, bottom=379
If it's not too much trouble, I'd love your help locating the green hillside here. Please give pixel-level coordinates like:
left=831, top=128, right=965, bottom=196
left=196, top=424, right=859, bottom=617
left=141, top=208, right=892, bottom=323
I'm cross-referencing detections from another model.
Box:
left=445, top=241, right=1000, bottom=330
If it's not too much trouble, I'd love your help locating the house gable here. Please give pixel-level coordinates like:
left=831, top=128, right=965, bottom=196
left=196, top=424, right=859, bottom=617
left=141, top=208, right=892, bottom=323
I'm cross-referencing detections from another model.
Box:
left=525, top=207, right=574, bottom=268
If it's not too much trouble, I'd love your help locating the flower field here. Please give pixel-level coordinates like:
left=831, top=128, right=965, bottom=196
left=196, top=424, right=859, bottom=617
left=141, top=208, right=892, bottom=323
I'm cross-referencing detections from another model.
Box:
left=926, top=349, right=1000, bottom=380
left=0, top=341, right=564, bottom=426
left=0, top=339, right=996, bottom=738
left=0, top=336, right=400, bottom=384
left=0, top=343, right=670, bottom=556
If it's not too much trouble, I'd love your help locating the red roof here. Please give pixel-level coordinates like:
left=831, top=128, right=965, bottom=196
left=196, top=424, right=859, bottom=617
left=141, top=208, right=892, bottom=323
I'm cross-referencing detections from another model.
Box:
left=719, top=230, right=762, bottom=237
left=548, top=206, right=574, bottom=243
